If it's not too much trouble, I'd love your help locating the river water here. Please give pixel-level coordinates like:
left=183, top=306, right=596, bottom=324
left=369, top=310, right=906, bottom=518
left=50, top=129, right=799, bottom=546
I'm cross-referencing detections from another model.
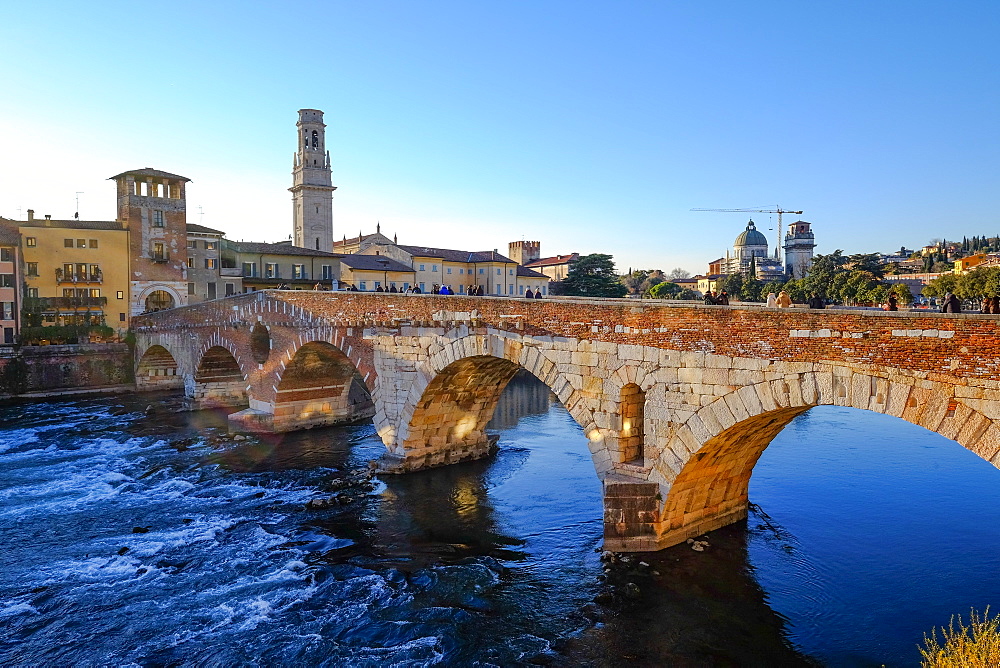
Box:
left=2, top=372, right=1000, bottom=667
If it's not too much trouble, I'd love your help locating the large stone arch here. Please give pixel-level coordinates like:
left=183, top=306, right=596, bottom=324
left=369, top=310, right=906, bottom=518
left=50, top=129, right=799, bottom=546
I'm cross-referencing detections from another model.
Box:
left=267, top=340, right=374, bottom=432
left=377, top=333, right=608, bottom=474
left=187, top=345, right=248, bottom=410
left=654, top=366, right=1000, bottom=548
left=135, top=344, right=183, bottom=391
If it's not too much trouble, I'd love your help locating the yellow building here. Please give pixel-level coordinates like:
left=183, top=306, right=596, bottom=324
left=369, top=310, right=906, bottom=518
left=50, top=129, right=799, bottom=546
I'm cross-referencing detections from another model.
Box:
left=954, top=253, right=998, bottom=275
left=19, top=211, right=131, bottom=333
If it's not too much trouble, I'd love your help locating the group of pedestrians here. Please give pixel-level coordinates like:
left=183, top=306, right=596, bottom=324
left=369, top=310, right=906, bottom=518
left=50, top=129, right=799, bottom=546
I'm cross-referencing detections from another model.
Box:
left=764, top=291, right=794, bottom=308
left=702, top=290, right=730, bottom=305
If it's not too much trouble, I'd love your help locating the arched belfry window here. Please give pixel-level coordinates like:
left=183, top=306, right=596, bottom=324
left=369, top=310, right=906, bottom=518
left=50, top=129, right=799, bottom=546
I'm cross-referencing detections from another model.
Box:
left=620, top=383, right=645, bottom=463
left=311, top=130, right=318, bottom=148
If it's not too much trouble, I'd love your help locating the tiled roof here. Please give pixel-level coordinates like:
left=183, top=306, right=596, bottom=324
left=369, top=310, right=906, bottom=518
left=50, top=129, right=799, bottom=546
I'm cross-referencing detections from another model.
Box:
left=0, top=220, right=20, bottom=245
left=397, top=245, right=516, bottom=264
left=187, top=223, right=225, bottom=235
left=340, top=255, right=415, bottom=272
left=524, top=253, right=577, bottom=268
left=516, top=265, right=548, bottom=278
left=108, top=167, right=191, bottom=182
left=227, top=240, right=343, bottom=257
left=18, top=219, right=124, bottom=231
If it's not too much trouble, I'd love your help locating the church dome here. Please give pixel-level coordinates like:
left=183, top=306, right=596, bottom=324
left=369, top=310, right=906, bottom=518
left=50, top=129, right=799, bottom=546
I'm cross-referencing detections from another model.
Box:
left=735, top=220, right=768, bottom=248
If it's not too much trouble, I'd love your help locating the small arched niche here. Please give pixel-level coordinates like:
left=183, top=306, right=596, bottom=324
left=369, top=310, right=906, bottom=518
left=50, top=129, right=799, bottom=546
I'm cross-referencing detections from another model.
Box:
left=620, top=383, right=645, bottom=463
left=250, top=323, right=270, bottom=364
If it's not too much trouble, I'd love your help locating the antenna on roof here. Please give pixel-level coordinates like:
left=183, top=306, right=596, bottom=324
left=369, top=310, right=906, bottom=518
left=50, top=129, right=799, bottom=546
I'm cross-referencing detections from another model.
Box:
left=75, top=192, right=84, bottom=220
left=198, top=205, right=205, bottom=225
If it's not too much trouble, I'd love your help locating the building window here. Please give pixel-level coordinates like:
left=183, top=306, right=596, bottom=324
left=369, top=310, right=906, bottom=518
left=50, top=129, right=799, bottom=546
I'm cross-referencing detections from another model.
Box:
left=292, top=264, right=305, bottom=279
left=187, top=257, right=194, bottom=268
left=496, top=268, right=501, bottom=275
left=117, top=291, right=124, bottom=299
left=207, top=282, right=216, bottom=299
left=64, top=239, right=74, bottom=248
left=27, top=288, right=38, bottom=298
left=63, top=288, right=74, bottom=297
left=0, top=274, right=12, bottom=288
left=265, top=262, right=278, bottom=279
left=359, top=281, right=367, bottom=291
left=403, top=282, right=410, bottom=290
left=509, top=269, right=514, bottom=275
left=432, top=264, right=438, bottom=272
left=478, top=268, right=484, bottom=275
left=0, top=248, right=10, bottom=262
left=76, top=239, right=86, bottom=248
left=204, top=241, right=217, bottom=250
left=446, top=267, right=452, bottom=274
left=89, top=289, right=100, bottom=298
left=205, top=258, right=217, bottom=269
left=1, top=302, right=13, bottom=320
left=119, top=313, right=126, bottom=322
left=243, top=262, right=256, bottom=277
left=152, top=242, right=166, bottom=261
left=419, top=282, right=425, bottom=291
left=509, top=284, right=514, bottom=294
left=89, top=239, right=98, bottom=248
left=519, top=285, right=525, bottom=294
left=27, top=262, right=38, bottom=276
left=26, top=237, right=36, bottom=247
left=459, top=285, right=465, bottom=294
left=188, top=282, right=195, bottom=295
left=419, top=264, right=425, bottom=271
left=3, top=327, right=12, bottom=344
left=225, top=282, right=236, bottom=296
left=153, top=210, right=164, bottom=227
left=322, top=264, right=332, bottom=280
left=188, top=240, right=197, bottom=249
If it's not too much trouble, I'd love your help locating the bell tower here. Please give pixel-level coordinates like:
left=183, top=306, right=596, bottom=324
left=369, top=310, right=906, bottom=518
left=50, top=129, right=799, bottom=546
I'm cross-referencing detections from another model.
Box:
left=290, top=109, right=336, bottom=251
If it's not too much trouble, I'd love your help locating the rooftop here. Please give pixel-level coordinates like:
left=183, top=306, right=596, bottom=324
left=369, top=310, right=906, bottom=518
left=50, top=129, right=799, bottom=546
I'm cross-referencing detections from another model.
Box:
left=340, top=255, right=415, bottom=273
left=108, top=168, right=191, bottom=182
left=226, top=240, right=343, bottom=257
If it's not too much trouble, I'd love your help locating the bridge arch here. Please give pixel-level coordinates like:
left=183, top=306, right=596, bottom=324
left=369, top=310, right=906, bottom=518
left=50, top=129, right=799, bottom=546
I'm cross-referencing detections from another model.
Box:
left=135, top=344, right=183, bottom=391
left=188, top=345, right=248, bottom=410
left=656, top=368, right=1000, bottom=547
left=378, top=333, right=622, bottom=475
left=269, top=340, right=374, bottom=432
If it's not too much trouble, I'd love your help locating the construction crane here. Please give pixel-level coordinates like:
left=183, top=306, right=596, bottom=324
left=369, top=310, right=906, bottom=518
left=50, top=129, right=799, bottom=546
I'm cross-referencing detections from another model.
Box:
left=691, top=206, right=803, bottom=264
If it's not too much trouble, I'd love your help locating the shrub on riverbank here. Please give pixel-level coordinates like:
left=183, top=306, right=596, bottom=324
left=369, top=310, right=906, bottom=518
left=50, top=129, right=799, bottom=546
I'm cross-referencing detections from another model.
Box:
left=920, top=608, right=1000, bottom=667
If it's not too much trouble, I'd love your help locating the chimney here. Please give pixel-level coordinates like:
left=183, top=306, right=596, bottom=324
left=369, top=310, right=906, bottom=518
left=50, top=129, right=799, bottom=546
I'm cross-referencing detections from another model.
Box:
left=45, top=214, right=51, bottom=220
left=26, top=209, right=34, bottom=221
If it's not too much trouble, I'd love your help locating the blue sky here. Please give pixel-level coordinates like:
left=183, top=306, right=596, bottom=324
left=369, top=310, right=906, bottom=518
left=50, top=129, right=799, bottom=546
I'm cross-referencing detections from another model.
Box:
left=1, top=1, right=997, bottom=274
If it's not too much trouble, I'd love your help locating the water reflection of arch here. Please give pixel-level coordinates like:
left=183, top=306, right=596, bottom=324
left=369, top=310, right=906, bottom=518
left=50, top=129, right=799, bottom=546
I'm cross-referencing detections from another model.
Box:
left=486, top=369, right=555, bottom=430
left=271, top=340, right=374, bottom=432
left=659, top=369, right=1000, bottom=547
left=135, top=343, right=183, bottom=391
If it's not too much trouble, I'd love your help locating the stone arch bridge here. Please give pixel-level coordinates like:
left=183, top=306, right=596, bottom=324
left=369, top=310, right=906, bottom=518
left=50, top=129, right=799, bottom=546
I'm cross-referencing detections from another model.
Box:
left=133, top=291, right=1000, bottom=551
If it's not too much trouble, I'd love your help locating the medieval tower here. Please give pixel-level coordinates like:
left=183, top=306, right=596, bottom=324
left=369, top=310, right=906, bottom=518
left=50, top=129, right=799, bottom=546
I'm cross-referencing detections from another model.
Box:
left=111, top=168, right=190, bottom=315
left=783, top=220, right=816, bottom=279
left=290, top=109, right=336, bottom=251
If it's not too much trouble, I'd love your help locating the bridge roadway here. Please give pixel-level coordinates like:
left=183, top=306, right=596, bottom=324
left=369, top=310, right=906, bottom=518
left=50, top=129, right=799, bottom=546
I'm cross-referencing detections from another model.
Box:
left=133, top=291, right=1000, bottom=551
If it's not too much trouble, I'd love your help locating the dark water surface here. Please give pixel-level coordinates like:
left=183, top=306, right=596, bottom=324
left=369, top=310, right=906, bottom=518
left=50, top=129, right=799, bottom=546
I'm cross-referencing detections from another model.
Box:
left=2, top=373, right=1000, bottom=666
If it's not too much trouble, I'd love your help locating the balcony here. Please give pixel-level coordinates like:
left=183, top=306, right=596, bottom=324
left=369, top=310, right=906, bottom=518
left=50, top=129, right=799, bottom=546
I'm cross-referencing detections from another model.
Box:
left=55, top=268, right=103, bottom=285
left=34, top=296, right=108, bottom=309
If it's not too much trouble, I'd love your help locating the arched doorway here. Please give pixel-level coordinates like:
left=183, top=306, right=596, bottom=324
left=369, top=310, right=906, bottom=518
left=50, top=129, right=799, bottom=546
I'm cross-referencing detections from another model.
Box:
left=145, top=290, right=175, bottom=312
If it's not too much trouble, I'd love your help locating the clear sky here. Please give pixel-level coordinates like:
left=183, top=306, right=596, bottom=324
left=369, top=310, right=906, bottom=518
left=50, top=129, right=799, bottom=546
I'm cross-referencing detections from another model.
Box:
left=1, top=1, right=997, bottom=275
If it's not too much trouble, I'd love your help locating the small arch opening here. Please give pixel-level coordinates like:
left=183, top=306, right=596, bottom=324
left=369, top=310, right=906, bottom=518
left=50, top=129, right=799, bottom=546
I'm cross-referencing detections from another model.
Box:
left=250, top=323, right=270, bottom=364
left=620, top=383, right=645, bottom=463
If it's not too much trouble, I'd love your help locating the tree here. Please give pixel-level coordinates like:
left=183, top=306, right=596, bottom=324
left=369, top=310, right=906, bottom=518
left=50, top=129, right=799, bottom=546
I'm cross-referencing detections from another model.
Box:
left=740, top=276, right=764, bottom=302
left=847, top=253, right=886, bottom=279
left=620, top=269, right=650, bottom=295
left=667, top=267, right=691, bottom=280
left=677, top=288, right=699, bottom=300
left=562, top=254, right=628, bottom=298
left=722, top=273, right=744, bottom=298
left=802, top=250, right=848, bottom=297
left=649, top=281, right=681, bottom=299
left=891, top=282, right=914, bottom=305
